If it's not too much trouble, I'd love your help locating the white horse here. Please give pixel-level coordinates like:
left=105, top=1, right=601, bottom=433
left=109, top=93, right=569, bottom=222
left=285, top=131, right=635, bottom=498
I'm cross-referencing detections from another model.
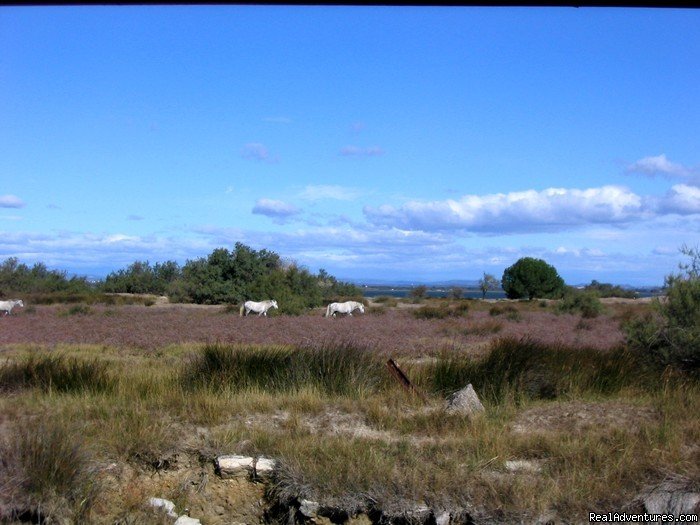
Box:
left=325, top=300, right=365, bottom=317
left=0, top=299, right=24, bottom=316
left=239, top=299, right=278, bottom=317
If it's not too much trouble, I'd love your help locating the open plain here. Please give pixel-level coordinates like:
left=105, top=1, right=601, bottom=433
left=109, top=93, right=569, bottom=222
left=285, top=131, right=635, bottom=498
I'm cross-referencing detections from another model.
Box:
left=0, top=298, right=697, bottom=524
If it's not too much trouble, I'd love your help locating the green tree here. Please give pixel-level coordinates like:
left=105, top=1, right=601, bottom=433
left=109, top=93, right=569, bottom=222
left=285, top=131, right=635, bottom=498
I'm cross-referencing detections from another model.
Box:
left=409, top=285, right=428, bottom=302
left=478, top=273, right=500, bottom=299
left=0, top=257, right=92, bottom=295
left=626, top=244, right=700, bottom=372
left=501, top=257, right=565, bottom=300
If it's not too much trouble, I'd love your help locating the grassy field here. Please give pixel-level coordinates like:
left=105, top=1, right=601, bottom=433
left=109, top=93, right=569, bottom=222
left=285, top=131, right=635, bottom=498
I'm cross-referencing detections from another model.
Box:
left=0, top=298, right=697, bottom=524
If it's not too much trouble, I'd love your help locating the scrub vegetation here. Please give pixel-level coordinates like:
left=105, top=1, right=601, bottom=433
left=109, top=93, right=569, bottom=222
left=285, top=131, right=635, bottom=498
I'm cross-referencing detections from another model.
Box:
left=0, top=248, right=697, bottom=524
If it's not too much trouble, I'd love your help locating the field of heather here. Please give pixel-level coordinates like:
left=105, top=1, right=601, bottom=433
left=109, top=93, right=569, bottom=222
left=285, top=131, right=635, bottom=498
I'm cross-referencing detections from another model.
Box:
left=0, top=300, right=627, bottom=354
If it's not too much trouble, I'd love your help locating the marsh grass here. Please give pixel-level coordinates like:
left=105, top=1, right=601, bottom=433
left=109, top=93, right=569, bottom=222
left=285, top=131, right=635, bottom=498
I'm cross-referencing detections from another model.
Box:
left=419, top=337, right=651, bottom=401
left=0, top=353, right=114, bottom=394
left=0, top=417, right=99, bottom=523
left=182, top=340, right=385, bottom=397
left=1, top=331, right=698, bottom=523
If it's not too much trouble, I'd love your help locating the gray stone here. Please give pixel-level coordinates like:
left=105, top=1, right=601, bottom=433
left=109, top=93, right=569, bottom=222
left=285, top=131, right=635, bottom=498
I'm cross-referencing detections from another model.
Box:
left=445, top=384, right=485, bottom=416
left=640, top=477, right=700, bottom=517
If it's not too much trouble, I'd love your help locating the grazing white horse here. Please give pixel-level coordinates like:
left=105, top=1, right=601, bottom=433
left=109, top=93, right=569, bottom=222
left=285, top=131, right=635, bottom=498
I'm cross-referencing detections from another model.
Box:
left=240, top=299, right=278, bottom=317
left=0, top=299, right=24, bottom=316
left=325, top=300, right=365, bottom=318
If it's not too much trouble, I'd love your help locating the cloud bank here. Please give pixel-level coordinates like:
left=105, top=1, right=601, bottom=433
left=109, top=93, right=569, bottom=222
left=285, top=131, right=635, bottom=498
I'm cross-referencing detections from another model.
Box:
left=364, top=185, right=659, bottom=233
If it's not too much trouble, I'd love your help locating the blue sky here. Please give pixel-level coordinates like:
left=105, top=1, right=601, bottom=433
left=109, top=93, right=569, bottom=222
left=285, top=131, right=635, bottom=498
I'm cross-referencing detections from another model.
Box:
left=1, top=6, right=699, bottom=286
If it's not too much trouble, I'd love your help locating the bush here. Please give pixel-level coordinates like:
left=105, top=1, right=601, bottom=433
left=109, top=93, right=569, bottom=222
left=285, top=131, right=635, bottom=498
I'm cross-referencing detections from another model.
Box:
left=489, top=304, right=520, bottom=321
left=412, top=302, right=469, bottom=320
left=625, top=245, right=700, bottom=373
left=373, top=296, right=398, bottom=307
left=558, top=289, right=604, bottom=318
left=66, top=304, right=91, bottom=316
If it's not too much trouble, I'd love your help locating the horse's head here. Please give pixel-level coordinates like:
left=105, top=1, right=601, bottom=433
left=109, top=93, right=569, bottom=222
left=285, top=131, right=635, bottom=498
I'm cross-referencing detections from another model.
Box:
left=271, top=300, right=278, bottom=309
left=358, top=303, right=365, bottom=313
left=17, top=300, right=24, bottom=307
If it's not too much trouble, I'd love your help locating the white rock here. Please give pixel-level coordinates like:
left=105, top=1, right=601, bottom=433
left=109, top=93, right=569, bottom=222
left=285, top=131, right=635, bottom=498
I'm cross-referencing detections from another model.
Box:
left=174, top=517, right=202, bottom=525
left=299, top=499, right=320, bottom=518
left=642, top=478, right=700, bottom=516
left=435, top=511, right=451, bottom=525
left=505, top=459, right=543, bottom=473
left=254, top=456, right=276, bottom=480
left=445, top=384, right=485, bottom=416
left=216, top=455, right=255, bottom=479
left=148, top=497, right=178, bottom=518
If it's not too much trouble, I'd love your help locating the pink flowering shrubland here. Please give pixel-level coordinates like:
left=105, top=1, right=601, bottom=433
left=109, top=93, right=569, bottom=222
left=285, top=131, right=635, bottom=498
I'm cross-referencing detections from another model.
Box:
left=0, top=302, right=625, bottom=355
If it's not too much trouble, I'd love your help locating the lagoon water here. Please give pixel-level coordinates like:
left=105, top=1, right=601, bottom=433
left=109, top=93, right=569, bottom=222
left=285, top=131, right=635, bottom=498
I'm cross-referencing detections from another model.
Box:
left=362, top=288, right=657, bottom=300
left=362, top=289, right=507, bottom=300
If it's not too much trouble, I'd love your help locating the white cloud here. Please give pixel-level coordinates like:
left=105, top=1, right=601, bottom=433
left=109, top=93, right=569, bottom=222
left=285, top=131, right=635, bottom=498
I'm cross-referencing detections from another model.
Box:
left=0, top=194, right=25, bottom=208
left=0, top=230, right=213, bottom=274
left=103, top=234, right=141, bottom=244
left=299, top=185, right=362, bottom=201
left=364, top=185, right=648, bottom=234
left=339, top=145, right=385, bottom=157
left=252, top=198, right=300, bottom=219
left=658, top=184, right=700, bottom=214
left=626, top=154, right=691, bottom=178
left=241, top=143, right=277, bottom=162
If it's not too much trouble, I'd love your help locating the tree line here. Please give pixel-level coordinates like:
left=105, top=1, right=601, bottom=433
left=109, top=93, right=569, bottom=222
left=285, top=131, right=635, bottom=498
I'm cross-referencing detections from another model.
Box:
left=0, top=243, right=362, bottom=314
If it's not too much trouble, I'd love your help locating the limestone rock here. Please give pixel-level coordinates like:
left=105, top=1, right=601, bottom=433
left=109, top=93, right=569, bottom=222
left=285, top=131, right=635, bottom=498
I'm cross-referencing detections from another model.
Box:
left=174, top=517, right=202, bottom=525
left=640, top=477, right=700, bottom=516
left=216, top=454, right=277, bottom=481
left=148, top=497, right=178, bottom=518
left=445, top=384, right=485, bottom=416
left=215, top=455, right=255, bottom=479
left=254, top=456, right=277, bottom=481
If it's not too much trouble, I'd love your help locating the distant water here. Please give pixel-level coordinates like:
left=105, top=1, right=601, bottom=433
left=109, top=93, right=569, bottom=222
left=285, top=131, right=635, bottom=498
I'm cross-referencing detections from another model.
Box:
left=363, top=289, right=507, bottom=300
left=362, top=289, right=658, bottom=300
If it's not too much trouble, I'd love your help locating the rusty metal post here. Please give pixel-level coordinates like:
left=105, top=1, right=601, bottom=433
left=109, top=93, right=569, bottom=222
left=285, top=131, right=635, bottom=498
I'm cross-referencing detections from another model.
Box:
left=386, top=358, right=428, bottom=402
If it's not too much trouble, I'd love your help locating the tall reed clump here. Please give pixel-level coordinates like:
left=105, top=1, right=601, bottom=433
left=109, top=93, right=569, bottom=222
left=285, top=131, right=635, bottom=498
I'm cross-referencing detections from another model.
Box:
left=0, top=418, right=98, bottom=523
left=422, top=337, right=650, bottom=403
left=0, top=353, right=114, bottom=394
left=182, top=340, right=385, bottom=397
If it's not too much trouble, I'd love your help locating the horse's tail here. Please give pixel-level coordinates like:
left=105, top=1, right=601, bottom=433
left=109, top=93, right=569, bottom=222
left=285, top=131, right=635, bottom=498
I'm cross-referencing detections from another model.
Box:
left=325, top=304, right=331, bottom=317
left=239, top=303, right=245, bottom=317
